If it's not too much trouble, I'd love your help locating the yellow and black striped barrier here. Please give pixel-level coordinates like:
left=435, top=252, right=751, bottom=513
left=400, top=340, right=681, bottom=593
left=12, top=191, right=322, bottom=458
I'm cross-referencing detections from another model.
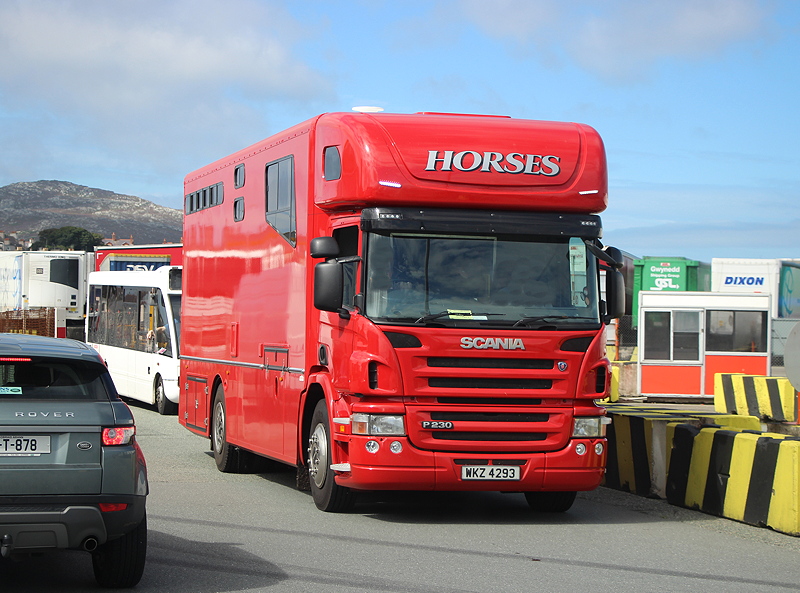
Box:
left=714, top=374, right=798, bottom=423
left=603, top=404, right=761, bottom=499
left=666, top=424, right=800, bottom=536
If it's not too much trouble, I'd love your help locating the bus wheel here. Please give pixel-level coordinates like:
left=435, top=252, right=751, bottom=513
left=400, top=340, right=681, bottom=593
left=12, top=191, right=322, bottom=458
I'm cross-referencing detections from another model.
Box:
left=308, top=400, right=355, bottom=512
left=212, top=385, right=240, bottom=473
left=155, top=377, right=177, bottom=415
left=524, top=491, right=577, bottom=513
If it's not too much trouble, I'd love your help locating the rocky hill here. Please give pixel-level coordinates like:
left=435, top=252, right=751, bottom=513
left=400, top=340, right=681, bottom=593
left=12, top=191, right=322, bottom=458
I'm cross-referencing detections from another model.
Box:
left=0, top=180, right=182, bottom=244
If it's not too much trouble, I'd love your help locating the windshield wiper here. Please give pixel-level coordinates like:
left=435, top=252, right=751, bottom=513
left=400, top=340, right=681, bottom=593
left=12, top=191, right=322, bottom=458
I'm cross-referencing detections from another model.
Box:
left=415, top=311, right=505, bottom=324
left=512, top=315, right=597, bottom=328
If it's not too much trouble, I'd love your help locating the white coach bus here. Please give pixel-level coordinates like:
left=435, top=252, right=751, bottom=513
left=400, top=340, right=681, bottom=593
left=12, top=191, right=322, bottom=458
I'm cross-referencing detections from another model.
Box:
left=86, top=266, right=181, bottom=414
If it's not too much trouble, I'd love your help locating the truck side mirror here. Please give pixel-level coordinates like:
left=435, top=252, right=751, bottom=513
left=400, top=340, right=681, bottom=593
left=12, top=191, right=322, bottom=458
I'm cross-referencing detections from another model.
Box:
left=310, top=236, right=339, bottom=259
left=314, top=260, right=347, bottom=318
left=603, top=246, right=624, bottom=269
left=604, top=268, right=625, bottom=321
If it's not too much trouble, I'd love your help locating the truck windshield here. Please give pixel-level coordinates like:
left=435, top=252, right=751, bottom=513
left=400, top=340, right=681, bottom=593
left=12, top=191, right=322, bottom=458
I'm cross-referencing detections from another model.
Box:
left=364, top=233, right=601, bottom=328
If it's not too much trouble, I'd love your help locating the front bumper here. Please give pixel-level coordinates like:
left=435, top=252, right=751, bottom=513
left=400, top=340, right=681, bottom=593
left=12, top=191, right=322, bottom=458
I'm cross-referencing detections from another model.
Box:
left=332, top=436, right=607, bottom=492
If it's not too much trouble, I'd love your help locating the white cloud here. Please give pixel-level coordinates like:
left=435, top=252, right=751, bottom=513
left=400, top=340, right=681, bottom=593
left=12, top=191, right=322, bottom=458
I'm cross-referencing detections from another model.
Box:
left=573, top=0, right=767, bottom=81
left=0, top=0, right=327, bottom=108
left=459, top=0, right=561, bottom=43
left=0, top=0, right=334, bottom=187
left=457, top=0, right=770, bottom=81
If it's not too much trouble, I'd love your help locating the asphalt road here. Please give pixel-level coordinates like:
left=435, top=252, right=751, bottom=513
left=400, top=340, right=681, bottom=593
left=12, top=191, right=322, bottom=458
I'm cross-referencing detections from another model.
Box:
left=3, top=400, right=800, bottom=593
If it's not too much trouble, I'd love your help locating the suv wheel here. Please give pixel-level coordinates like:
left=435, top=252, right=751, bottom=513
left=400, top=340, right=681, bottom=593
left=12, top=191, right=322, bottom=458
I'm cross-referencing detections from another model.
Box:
left=92, top=512, right=147, bottom=588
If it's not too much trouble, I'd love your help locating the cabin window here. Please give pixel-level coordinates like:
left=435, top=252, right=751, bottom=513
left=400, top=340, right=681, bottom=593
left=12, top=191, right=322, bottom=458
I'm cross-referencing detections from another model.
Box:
left=643, top=310, right=700, bottom=361
left=265, top=156, right=296, bottom=246
left=233, top=197, right=245, bottom=222
left=706, top=310, right=767, bottom=353
left=333, top=225, right=360, bottom=308
left=185, top=182, right=224, bottom=214
left=324, top=146, right=341, bottom=181
left=234, top=164, right=245, bottom=189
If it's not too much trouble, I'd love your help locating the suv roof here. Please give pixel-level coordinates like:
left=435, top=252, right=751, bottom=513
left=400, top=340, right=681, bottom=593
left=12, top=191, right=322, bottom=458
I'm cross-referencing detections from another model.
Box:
left=0, top=333, right=104, bottom=364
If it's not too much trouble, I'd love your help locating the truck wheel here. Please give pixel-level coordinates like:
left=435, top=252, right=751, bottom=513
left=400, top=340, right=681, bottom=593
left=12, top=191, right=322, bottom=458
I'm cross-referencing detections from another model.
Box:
left=92, top=512, right=147, bottom=588
left=308, top=400, right=355, bottom=512
left=212, top=386, right=240, bottom=473
left=524, top=491, right=577, bottom=513
left=155, top=376, right=177, bottom=415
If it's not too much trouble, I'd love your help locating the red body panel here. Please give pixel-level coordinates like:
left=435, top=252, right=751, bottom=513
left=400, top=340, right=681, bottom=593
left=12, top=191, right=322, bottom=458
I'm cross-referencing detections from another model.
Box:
left=312, top=113, right=607, bottom=212
left=179, top=112, right=611, bottom=494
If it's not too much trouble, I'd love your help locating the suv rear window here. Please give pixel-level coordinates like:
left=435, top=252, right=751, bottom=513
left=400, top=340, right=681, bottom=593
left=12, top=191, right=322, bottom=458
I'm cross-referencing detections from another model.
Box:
left=0, top=358, right=110, bottom=401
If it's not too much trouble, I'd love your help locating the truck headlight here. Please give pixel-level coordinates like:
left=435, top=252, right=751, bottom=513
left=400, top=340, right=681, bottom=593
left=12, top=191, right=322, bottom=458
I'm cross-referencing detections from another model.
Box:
left=572, top=416, right=609, bottom=438
left=351, top=413, right=406, bottom=436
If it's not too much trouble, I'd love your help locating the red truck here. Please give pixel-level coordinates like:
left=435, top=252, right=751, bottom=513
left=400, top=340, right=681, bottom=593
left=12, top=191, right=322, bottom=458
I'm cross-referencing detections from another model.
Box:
left=179, top=111, right=625, bottom=512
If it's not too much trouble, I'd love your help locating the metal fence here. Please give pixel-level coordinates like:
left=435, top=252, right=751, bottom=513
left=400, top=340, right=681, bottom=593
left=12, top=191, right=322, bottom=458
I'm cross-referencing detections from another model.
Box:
left=607, top=315, right=638, bottom=362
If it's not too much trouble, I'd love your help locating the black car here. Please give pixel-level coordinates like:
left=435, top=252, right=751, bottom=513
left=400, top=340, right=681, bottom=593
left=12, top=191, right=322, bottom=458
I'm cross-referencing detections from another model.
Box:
left=0, top=333, right=148, bottom=588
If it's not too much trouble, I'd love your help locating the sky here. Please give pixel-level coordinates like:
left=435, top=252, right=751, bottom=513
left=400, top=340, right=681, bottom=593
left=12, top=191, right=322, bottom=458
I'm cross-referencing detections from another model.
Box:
left=0, top=0, right=798, bottom=262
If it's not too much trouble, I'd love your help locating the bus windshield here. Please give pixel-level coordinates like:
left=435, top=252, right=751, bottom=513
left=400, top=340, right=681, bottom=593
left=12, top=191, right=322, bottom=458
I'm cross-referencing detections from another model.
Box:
left=364, top=233, right=600, bottom=328
left=87, top=285, right=180, bottom=357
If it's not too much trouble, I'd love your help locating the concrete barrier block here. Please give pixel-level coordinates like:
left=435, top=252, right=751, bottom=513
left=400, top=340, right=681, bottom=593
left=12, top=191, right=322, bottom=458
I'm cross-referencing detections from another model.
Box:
left=604, top=409, right=696, bottom=498
left=715, top=373, right=798, bottom=423
left=767, top=438, right=800, bottom=536
left=722, top=432, right=760, bottom=523
left=666, top=424, right=800, bottom=536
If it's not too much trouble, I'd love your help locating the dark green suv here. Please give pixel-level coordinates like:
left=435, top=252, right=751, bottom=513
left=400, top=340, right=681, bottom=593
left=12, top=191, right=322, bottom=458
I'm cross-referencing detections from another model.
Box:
left=0, top=334, right=148, bottom=588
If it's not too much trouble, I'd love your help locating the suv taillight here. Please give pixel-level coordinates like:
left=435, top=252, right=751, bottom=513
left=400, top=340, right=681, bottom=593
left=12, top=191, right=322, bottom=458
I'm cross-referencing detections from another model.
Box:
left=102, top=426, right=135, bottom=446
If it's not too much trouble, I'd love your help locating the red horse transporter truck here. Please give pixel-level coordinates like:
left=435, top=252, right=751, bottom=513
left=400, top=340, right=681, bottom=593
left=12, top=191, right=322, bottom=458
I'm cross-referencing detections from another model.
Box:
left=179, top=112, right=625, bottom=512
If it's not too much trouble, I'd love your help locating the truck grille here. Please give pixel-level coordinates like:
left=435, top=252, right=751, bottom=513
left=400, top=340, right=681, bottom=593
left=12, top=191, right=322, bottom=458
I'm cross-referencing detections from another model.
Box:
left=429, top=377, right=551, bottom=389
left=428, top=357, right=552, bottom=369
left=430, top=412, right=548, bottom=422
left=432, top=432, right=547, bottom=442
left=400, top=346, right=578, bottom=452
left=408, top=405, right=570, bottom=452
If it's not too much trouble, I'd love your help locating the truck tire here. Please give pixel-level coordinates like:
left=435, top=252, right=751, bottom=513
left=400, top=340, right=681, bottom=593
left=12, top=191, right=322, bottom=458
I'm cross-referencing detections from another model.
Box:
left=524, top=491, right=577, bottom=513
left=212, top=385, right=241, bottom=473
left=308, top=400, right=355, bottom=512
left=92, top=512, right=147, bottom=588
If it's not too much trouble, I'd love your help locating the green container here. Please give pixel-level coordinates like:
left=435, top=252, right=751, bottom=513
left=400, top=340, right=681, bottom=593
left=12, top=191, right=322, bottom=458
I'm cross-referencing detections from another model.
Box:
left=632, top=257, right=710, bottom=327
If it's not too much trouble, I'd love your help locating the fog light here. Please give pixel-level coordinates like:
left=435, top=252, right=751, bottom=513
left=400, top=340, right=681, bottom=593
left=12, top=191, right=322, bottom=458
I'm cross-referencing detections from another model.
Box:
left=595, top=442, right=604, bottom=456
left=575, top=443, right=587, bottom=455
left=389, top=440, right=403, bottom=454
left=365, top=440, right=379, bottom=453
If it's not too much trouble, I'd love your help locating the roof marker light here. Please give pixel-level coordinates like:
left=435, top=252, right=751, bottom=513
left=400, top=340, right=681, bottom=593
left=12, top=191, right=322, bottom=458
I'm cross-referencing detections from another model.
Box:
left=352, top=106, right=384, bottom=113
